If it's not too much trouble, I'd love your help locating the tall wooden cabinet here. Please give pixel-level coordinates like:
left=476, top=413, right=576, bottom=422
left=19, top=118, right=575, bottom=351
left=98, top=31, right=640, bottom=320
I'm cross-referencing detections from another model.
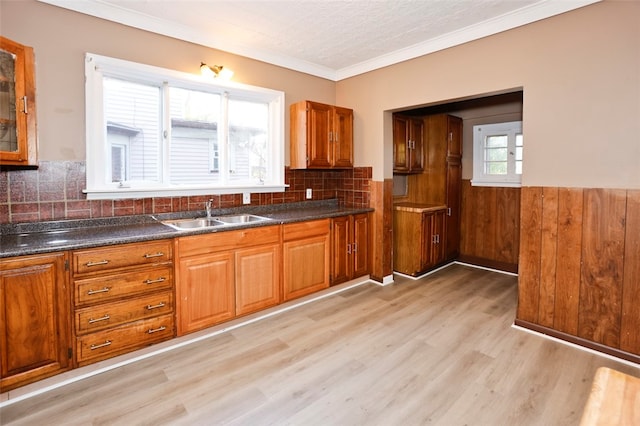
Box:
left=393, top=114, right=424, bottom=173
left=331, top=213, right=370, bottom=285
left=0, top=252, right=71, bottom=391
left=394, top=113, right=462, bottom=274
left=290, top=100, right=353, bottom=169
left=0, top=36, right=38, bottom=168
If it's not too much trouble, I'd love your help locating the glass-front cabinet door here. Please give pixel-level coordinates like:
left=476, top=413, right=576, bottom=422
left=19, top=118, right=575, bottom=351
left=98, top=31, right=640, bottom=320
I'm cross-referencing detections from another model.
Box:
left=0, top=36, right=37, bottom=168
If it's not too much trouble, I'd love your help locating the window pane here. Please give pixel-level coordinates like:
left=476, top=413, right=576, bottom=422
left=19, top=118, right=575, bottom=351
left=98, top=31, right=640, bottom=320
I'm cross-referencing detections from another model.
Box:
left=486, top=147, right=508, bottom=161
left=228, top=99, right=269, bottom=183
left=104, top=77, right=161, bottom=183
left=168, top=87, right=220, bottom=185
left=516, top=160, right=523, bottom=175
left=486, top=135, right=508, bottom=148
left=516, top=133, right=523, bottom=147
left=486, top=162, right=507, bottom=174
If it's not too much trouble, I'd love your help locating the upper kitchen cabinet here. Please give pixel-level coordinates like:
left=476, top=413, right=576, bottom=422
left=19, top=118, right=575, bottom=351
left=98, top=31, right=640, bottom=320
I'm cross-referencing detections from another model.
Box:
left=290, top=100, right=353, bottom=169
left=0, top=36, right=38, bottom=168
left=393, top=114, right=424, bottom=173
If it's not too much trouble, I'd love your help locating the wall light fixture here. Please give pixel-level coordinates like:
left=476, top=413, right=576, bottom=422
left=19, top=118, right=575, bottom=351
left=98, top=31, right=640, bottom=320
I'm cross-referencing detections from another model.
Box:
left=200, top=62, right=234, bottom=80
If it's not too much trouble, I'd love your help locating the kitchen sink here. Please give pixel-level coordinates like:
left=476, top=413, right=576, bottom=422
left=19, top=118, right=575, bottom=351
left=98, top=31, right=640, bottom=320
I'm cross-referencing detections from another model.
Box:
left=162, top=217, right=226, bottom=230
left=162, top=214, right=271, bottom=230
left=214, top=214, right=272, bottom=224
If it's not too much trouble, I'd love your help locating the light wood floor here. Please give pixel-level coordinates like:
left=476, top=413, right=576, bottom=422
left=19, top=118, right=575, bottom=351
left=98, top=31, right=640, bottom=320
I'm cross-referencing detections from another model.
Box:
left=2, top=264, right=639, bottom=425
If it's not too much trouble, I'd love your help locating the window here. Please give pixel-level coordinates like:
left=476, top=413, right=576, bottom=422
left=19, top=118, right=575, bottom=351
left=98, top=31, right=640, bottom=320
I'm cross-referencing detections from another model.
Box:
left=472, top=121, right=523, bottom=187
left=85, top=53, right=285, bottom=200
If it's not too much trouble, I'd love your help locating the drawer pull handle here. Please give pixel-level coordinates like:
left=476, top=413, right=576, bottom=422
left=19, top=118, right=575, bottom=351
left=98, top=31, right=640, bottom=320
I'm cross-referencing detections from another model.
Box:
left=90, top=340, right=112, bottom=350
left=85, top=260, right=109, bottom=267
left=146, top=302, right=166, bottom=310
left=144, top=252, right=165, bottom=259
left=88, top=314, right=110, bottom=324
left=87, top=286, right=111, bottom=295
left=147, top=326, right=166, bottom=334
left=144, top=277, right=166, bottom=285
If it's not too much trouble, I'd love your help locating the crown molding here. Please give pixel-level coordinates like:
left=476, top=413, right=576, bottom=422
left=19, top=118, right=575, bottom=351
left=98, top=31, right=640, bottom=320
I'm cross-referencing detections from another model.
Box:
left=38, top=0, right=600, bottom=82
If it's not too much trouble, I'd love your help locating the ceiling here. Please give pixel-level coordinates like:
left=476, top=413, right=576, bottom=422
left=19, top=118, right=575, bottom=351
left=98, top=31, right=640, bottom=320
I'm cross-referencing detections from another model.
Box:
left=39, top=0, right=599, bottom=81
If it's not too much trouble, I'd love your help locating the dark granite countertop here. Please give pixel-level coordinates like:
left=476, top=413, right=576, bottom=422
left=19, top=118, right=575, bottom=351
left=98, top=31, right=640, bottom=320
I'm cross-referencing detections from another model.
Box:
left=0, top=200, right=373, bottom=258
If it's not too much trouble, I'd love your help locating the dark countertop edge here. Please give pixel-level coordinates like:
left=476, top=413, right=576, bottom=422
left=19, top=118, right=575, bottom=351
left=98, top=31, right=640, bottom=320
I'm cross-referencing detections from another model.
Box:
left=0, top=200, right=373, bottom=259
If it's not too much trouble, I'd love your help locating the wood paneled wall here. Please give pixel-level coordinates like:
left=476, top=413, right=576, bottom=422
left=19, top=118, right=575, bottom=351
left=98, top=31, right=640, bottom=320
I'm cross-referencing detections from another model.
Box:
left=459, top=180, right=520, bottom=272
left=517, top=187, right=640, bottom=361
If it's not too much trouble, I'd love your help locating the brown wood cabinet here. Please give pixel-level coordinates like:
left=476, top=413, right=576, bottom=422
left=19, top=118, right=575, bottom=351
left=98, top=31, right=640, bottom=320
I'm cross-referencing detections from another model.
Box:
left=0, top=36, right=38, bottom=168
left=393, top=206, right=447, bottom=276
left=71, top=240, right=174, bottom=366
left=283, top=219, right=330, bottom=300
left=290, top=100, right=353, bottom=169
left=401, top=114, right=462, bottom=267
left=393, top=114, right=424, bottom=173
left=0, top=252, right=71, bottom=391
left=175, top=225, right=281, bottom=335
left=331, top=213, right=370, bottom=285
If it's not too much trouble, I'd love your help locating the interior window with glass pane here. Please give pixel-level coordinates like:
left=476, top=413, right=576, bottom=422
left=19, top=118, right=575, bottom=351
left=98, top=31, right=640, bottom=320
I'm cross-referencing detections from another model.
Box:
left=169, top=87, right=220, bottom=185
left=228, top=99, right=269, bottom=183
left=484, top=134, right=508, bottom=175
left=104, top=77, right=161, bottom=183
left=472, top=121, right=523, bottom=187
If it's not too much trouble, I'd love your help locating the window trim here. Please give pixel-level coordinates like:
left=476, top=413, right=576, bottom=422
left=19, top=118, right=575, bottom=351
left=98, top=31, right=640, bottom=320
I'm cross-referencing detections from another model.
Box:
left=84, top=53, right=286, bottom=200
left=471, top=121, right=523, bottom=188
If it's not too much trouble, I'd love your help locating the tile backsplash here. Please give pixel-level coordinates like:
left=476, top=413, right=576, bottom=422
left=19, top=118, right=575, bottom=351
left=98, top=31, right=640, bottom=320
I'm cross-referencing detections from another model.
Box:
left=0, top=161, right=371, bottom=224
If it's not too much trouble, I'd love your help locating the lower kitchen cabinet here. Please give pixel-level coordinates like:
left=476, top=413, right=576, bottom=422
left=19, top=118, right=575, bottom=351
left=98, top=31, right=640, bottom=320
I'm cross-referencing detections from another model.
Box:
left=0, top=252, right=72, bottom=392
left=394, top=207, right=447, bottom=276
left=71, top=240, right=175, bottom=366
left=175, top=225, right=281, bottom=335
left=331, top=213, right=371, bottom=285
left=283, top=219, right=330, bottom=301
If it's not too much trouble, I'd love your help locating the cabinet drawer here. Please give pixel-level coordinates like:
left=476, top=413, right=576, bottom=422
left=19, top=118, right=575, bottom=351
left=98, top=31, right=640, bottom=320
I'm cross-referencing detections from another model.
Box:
left=76, top=314, right=174, bottom=365
left=74, top=265, right=173, bottom=306
left=283, top=219, right=329, bottom=241
left=72, top=240, right=172, bottom=275
left=178, top=225, right=281, bottom=257
left=75, top=290, right=174, bottom=334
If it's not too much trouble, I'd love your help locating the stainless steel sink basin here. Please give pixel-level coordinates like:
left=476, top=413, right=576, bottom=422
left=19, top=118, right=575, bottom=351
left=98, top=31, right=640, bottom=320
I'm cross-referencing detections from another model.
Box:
left=162, top=217, right=225, bottom=230
left=162, top=214, right=271, bottom=230
left=214, top=214, right=272, bottom=224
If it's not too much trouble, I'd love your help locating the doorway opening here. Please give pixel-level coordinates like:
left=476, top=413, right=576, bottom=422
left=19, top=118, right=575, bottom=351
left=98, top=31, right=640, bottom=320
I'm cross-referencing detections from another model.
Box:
left=391, top=90, right=523, bottom=275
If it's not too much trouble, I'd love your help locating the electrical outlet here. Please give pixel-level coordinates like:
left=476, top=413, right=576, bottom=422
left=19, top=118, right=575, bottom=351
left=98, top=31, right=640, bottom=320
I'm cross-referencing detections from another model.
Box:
left=243, top=192, right=251, bottom=204
left=306, top=188, right=312, bottom=199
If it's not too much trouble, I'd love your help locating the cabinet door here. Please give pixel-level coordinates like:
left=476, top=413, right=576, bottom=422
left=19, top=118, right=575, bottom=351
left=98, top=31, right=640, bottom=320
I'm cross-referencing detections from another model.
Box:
left=432, top=210, right=447, bottom=266
left=447, top=115, right=463, bottom=158
left=352, top=213, right=370, bottom=278
left=283, top=234, right=329, bottom=301
left=445, top=159, right=462, bottom=260
left=332, top=106, right=353, bottom=168
left=306, top=101, right=333, bottom=168
left=331, top=216, right=351, bottom=285
left=421, top=212, right=435, bottom=271
left=0, top=253, right=71, bottom=391
left=393, top=115, right=410, bottom=172
left=0, top=36, right=38, bottom=167
left=177, top=252, right=235, bottom=335
left=408, top=118, right=424, bottom=172
left=393, top=210, right=422, bottom=275
left=235, top=244, right=281, bottom=316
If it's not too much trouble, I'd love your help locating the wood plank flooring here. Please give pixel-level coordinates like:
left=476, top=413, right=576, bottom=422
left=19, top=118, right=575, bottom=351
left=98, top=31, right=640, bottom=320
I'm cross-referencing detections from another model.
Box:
left=2, top=264, right=639, bottom=425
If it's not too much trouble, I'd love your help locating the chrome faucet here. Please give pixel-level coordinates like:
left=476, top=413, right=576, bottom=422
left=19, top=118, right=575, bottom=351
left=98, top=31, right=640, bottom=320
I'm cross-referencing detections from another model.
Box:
left=205, top=199, right=213, bottom=218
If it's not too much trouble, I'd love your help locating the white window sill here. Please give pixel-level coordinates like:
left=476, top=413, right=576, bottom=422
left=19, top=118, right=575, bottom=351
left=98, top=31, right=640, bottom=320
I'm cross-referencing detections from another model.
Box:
left=471, top=180, right=521, bottom=188
left=84, top=185, right=288, bottom=200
